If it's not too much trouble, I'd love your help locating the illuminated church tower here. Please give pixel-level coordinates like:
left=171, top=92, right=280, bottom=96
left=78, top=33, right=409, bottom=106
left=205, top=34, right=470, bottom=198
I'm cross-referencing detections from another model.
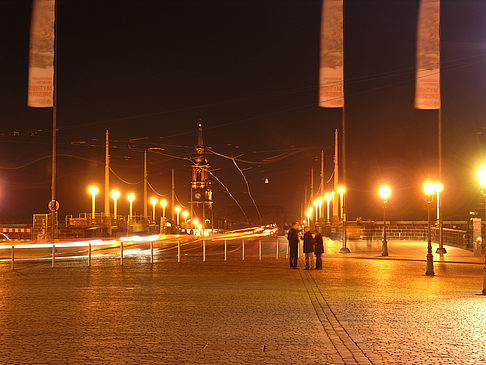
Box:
left=190, top=123, right=213, bottom=230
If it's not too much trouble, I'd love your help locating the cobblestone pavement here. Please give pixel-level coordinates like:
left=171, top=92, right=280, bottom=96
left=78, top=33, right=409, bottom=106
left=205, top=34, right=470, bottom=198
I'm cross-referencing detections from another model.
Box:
left=0, top=238, right=485, bottom=364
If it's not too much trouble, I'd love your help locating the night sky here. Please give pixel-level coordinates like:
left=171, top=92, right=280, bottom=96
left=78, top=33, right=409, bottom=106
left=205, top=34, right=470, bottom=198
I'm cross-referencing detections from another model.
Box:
left=1, top=0, right=486, bottom=224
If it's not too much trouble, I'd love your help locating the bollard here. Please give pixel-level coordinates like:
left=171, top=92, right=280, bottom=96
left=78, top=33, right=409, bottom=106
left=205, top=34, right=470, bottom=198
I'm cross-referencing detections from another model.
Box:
left=88, top=242, right=91, bottom=267
left=203, top=240, right=206, bottom=262
left=177, top=240, right=181, bottom=263
left=242, top=240, right=245, bottom=261
left=276, top=238, right=279, bottom=260
left=259, top=240, right=262, bottom=260
left=52, top=244, right=55, bottom=268
left=11, top=246, right=14, bottom=270
left=224, top=240, right=227, bottom=261
left=150, top=241, right=154, bottom=264
left=120, top=241, right=124, bottom=266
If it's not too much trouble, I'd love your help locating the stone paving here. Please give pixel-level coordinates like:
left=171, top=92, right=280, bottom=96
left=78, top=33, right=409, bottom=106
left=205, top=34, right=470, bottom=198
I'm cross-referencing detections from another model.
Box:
left=0, top=238, right=485, bottom=364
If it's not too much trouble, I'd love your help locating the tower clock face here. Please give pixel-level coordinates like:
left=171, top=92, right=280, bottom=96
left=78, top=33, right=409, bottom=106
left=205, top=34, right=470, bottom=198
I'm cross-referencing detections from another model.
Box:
left=194, top=192, right=202, bottom=200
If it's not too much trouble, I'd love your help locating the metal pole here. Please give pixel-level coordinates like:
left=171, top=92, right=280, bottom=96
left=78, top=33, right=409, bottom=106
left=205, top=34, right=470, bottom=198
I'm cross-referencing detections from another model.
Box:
left=482, top=253, right=486, bottom=295
left=11, top=246, right=14, bottom=270
left=203, top=240, right=206, bottom=262
left=276, top=238, right=279, bottom=260
left=144, top=150, right=148, bottom=219
left=382, top=202, right=388, bottom=256
left=224, top=240, right=227, bottom=261
left=339, top=192, right=350, bottom=253
left=150, top=241, right=154, bottom=264
left=171, top=168, right=175, bottom=223
left=177, top=240, right=181, bottom=263
left=52, top=244, right=55, bottom=268
left=88, top=242, right=91, bottom=266
left=426, top=204, right=435, bottom=276
left=242, top=240, right=245, bottom=261
left=120, top=241, right=124, bottom=266
left=259, top=240, right=262, bottom=260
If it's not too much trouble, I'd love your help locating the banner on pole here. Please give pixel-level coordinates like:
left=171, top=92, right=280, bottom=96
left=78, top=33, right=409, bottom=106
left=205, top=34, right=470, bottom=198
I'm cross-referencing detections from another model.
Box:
left=28, top=0, right=55, bottom=108
left=415, top=0, right=440, bottom=109
left=319, top=0, right=344, bottom=108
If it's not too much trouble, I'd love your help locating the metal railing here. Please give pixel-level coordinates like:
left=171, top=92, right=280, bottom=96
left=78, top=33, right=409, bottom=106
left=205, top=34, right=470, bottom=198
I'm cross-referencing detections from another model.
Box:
left=0, top=234, right=284, bottom=270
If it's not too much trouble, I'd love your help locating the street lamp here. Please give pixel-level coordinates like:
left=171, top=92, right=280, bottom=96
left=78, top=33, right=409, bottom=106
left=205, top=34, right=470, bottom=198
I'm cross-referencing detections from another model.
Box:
left=325, top=193, right=332, bottom=224
left=110, top=189, right=120, bottom=219
left=88, top=185, right=98, bottom=220
left=183, top=211, right=189, bottom=224
left=150, top=197, right=157, bottom=222
left=314, top=200, right=319, bottom=222
left=175, top=206, right=181, bottom=226
left=317, top=197, right=323, bottom=221
left=435, top=182, right=446, bottom=254
left=337, top=186, right=349, bottom=253
left=305, top=210, right=311, bottom=227
left=193, top=219, right=199, bottom=231
left=127, top=193, right=135, bottom=220
left=161, top=200, right=167, bottom=219
left=477, top=167, right=486, bottom=295
left=378, top=184, right=391, bottom=257
left=423, top=181, right=436, bottom=276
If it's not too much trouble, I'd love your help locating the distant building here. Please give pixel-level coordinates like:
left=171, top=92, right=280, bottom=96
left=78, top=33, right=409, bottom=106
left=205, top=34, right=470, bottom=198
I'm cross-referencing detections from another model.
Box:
left=190, top=123, right=213, bottom=230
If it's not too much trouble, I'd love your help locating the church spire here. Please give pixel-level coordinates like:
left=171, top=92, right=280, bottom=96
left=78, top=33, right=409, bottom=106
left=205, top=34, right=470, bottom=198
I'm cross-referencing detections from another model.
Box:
left=196, top=122, right=204, bottom=155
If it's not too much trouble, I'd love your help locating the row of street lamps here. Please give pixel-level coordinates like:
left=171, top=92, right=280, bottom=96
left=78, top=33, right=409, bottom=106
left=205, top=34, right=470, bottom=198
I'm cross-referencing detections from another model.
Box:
left=87, top=185, right=191, bottom=226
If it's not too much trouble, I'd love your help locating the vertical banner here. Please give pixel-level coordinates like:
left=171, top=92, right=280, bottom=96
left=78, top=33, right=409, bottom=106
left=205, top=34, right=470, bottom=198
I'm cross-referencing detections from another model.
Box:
left=319, top=0, right=344, bottom=108
left=28, top=0, right=55, bottom=107
left=415, top=0, right=440, bottom=109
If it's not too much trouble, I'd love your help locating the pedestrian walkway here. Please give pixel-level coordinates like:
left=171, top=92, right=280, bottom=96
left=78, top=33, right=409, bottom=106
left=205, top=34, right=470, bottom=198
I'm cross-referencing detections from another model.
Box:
left=0, top=240, right=484, bottom=364
left=324, top=239, right=484, bottom=265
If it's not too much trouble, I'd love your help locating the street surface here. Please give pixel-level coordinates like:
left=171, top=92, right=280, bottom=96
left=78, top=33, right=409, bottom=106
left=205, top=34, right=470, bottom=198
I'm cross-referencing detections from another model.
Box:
left=0, top=237, right=485, bottom=364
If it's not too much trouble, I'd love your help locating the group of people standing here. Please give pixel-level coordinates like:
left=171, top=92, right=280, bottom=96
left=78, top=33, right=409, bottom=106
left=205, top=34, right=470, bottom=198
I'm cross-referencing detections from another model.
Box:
left=287, top=222, right=324, bottom=270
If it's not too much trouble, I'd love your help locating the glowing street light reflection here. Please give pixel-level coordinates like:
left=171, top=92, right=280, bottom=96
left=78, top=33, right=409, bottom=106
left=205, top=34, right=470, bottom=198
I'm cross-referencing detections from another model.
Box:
left=160, top=200, right=167, bottom=219
left=150, top=197, right=157, bottom=222
left=110, top=189, right=120, bottom=219
left=88, top=185, right=99, bottom=219
left=127, top=193, right=135, bottom=220
left=175, top=206, right=181, bottom=226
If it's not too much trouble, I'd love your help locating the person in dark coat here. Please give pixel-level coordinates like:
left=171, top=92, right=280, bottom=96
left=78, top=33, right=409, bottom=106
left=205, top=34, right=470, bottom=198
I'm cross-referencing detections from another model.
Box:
left=314, top=232, right=324, bottom=270
left=302, top=227, right=315, bottom=270
left=287, top=222, right=300, bottom=268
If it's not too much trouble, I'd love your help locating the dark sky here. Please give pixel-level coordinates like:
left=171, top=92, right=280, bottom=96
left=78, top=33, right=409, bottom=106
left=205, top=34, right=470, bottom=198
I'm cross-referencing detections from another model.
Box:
left=1, top=0, right=486, bottom=224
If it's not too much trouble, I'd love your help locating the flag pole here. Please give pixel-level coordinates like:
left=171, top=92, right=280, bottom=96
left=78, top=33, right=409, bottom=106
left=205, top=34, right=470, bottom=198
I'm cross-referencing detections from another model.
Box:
left=50, top=0, right=58, bottom=242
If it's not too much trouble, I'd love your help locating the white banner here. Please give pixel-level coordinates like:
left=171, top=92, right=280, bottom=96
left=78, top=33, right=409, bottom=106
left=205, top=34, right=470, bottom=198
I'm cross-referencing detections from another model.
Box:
left=319, top=0, right=344, bottom=108
left=415, top=0, right=440, bottom=109
left=28, top=0, right=55, bottom=108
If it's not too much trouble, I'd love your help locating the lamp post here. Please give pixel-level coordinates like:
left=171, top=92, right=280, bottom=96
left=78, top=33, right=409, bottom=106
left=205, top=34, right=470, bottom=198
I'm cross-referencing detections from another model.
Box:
left=183, top=211, right=188, bottom=224
left=88, top=185, right=98, bottom=220
left=325, top=193, right=331, bottom=224
left=150, top=197, right=157, bottom=222
left=378, top=185, right=391, bottom=257
left=314, top=200, right=319, bottom=223
left=331, top=191, right=335, bottom=223
left=127, top=193, right=135, bottom=221
left=111, top=189, right=120, bottom=219
left=435, top=182, right=446, bottom=254
left=161, top=200, right=167, bottom=219
left=305, top=210, right=311, bottom=227
left=338, top=186, right=349, bottom=253
left=423, top=182, right=436, bottom=276
left=478, top=167, right=486, bottom=237
left=478, top=167, right=486, bottom=295
left=175, top=206, right=181, bottom=226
